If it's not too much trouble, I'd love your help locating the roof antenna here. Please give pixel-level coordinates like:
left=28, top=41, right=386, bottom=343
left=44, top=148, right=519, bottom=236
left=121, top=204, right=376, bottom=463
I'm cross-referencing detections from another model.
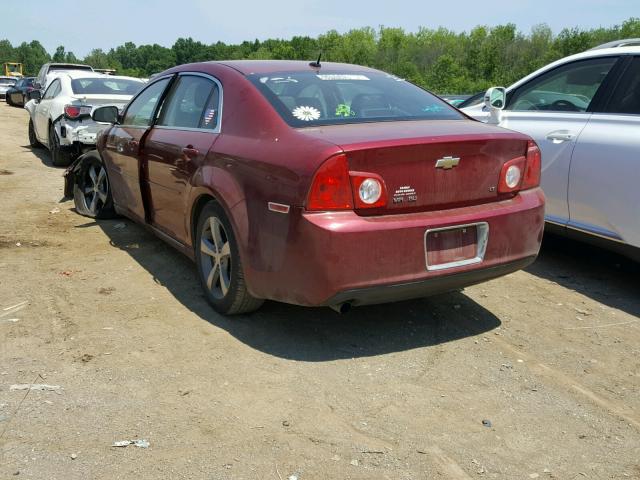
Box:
left=309, top=53, right=322, bottom=68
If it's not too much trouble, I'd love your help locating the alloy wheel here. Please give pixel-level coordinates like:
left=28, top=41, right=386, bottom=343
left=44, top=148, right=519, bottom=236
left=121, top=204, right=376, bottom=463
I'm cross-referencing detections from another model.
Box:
left=199, top=216, right=232, bottom=299
left=82, top=163, right=109, bottom=215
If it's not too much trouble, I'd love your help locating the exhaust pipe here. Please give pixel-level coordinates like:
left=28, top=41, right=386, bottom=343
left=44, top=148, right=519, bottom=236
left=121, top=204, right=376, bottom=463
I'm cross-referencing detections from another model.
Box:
left=330, top=302, right=352, bottom=314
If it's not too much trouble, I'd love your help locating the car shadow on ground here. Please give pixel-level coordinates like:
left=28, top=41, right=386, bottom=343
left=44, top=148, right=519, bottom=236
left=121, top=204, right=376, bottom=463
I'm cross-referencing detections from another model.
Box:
left=526, top=233, right=640, bottom=317
left=20, top=144, right=58, bottom=169
left=78, top=217, right=502, bottom=361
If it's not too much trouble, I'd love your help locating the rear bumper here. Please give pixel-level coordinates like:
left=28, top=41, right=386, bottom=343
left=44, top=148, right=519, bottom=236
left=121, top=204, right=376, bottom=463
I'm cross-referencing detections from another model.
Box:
left=244, top=188, right=545, bottom=307
left=324, top=255, right=536, bottom=307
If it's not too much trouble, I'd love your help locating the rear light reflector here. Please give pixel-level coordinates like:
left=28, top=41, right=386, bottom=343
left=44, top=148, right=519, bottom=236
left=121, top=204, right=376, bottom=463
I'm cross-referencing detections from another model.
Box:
left=522, top=140, right=541, bottom=190
left=306, top=154, right=354, bottom=211
left=64, top=104, right=92, bottom=119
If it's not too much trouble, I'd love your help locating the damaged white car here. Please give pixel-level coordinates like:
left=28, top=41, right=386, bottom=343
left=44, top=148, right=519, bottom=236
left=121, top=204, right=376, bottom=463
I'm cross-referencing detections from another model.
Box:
left=25, top=71, right=144, bottom=166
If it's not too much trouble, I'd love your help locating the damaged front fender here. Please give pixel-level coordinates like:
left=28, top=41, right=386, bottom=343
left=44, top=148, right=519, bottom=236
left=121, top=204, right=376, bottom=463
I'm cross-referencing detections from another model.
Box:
left=63, top=151, right=94, bottom=199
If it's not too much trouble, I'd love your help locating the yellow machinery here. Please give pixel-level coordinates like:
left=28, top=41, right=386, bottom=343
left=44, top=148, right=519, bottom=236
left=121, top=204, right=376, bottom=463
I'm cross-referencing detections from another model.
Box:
left=2, top=63, right=24, bottom=77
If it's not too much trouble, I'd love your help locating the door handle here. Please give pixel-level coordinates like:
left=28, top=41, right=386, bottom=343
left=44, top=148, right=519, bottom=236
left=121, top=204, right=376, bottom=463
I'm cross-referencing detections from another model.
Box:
left=546, top=131, right=574, bottom=143
left=182, top=146, right=199, bottom=158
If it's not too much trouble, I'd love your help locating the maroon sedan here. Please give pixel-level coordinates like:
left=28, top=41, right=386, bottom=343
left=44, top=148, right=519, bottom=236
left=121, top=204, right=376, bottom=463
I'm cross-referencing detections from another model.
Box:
left=65, top=60, right=544, bottom=315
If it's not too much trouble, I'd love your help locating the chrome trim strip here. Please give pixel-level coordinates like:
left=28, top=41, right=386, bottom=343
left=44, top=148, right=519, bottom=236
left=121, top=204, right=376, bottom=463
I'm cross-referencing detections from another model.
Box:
left=565, top=221, right=625, bottom=243
left=424, top=222, right=489, bottom=271
left=544, top=214, right=567, bottom=226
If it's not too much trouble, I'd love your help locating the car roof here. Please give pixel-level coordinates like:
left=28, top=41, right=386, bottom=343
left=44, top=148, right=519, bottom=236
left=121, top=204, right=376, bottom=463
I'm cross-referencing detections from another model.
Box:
left=48, top=70, right=144, bottom=81
left=506, top=45, right=640, bottom=92
left=210, top=60, right=379, bottom=75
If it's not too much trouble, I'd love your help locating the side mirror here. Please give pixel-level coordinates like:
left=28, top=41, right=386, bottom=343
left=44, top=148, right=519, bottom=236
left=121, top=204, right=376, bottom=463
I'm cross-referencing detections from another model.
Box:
left=27, top=90, right=42, bottom=101
left=484, top=87, right=506, bottom=124
left=484, top=87, right=506, bottom=110
left=92, top=105, right=119, bottom=124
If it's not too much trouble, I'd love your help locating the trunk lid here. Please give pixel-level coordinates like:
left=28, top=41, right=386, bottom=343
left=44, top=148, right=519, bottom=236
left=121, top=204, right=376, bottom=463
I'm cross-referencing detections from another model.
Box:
left=299, top=120, right=530, bottom=214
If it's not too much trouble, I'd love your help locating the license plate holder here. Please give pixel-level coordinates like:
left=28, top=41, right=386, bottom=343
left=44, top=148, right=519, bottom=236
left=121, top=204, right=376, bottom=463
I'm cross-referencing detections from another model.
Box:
left=424, top=222, right=489, bottom=271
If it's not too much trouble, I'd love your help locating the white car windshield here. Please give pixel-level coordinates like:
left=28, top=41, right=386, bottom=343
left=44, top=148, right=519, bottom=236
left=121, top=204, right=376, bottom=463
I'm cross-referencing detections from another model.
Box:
left=71, top=78, right=143, bottom=95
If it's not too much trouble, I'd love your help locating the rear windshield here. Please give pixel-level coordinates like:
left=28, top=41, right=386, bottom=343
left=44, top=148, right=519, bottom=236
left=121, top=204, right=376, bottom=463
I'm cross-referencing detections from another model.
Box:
left=71, top=78, right=143, bottom=95
left=0, top=77, right=16, bottom=86
left=248, top=71, right=463, bottom=127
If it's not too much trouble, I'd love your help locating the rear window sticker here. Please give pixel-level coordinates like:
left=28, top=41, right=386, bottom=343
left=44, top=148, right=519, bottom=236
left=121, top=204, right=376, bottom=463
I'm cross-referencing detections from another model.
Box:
left=292, top=105, right=321, bottom=121
left=317, top=74, right=370, bottom=81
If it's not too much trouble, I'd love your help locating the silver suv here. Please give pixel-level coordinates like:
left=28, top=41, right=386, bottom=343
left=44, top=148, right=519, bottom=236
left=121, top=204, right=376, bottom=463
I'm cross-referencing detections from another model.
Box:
left=463, top=41, right=640, bottom=260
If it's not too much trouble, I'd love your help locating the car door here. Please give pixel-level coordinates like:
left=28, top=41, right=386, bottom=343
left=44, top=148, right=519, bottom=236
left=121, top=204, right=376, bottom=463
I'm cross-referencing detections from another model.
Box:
left=497, top=56, right=620, bottom=226
left=567, top=55, right=640, bottom=248
left=100, top=77, right=172, bottom=222
left=35, top=79, right=61, bottom=143
left=9, top=79, right=22, bottom=104
left=142, top=73, right=221, bottom=243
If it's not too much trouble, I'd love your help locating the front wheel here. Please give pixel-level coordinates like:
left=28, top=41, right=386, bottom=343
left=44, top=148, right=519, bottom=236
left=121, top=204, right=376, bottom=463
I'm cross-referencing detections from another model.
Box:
left=195, top=202, right=264, bottom=315
left=72, top=152, right=116, bottom=219
left=49, top=123, right=72, bottom=167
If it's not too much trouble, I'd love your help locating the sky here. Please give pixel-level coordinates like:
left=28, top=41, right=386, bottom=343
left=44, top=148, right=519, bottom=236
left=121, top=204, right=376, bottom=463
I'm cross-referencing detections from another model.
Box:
left=3, top=0, right=638, bottom=56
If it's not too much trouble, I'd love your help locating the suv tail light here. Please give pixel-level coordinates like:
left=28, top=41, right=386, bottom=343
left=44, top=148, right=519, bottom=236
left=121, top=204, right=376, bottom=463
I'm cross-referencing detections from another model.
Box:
left=306, top=154, right=388, bottom=211
left=498, top=140, right=542, bottom=194
left=64, top=104, right=92, bottom=119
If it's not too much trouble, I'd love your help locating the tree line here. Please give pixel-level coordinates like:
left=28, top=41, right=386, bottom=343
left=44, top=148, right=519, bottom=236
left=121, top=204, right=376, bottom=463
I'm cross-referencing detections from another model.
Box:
left=1, top=17, right=638, bottom=94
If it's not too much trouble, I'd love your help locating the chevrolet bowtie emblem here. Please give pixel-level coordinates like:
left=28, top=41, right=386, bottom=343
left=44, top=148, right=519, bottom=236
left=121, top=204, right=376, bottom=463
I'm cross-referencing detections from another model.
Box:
left=435, top=156, right=460, bottom=169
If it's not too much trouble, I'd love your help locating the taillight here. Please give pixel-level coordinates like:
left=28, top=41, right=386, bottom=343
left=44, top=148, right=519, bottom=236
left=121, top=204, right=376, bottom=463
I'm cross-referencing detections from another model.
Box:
left=498, top=140, right=542, bottom=194
left=522, top=140, right=541, bottom=190
left=350, top=172, right=387, bottom=209
left=306, top=154, right=354, bottom=211
left=64, top=104, right=92, bottom=119
left=306, top=154, right=389, bottom=211
left=498, top=156, right=526, bottom=193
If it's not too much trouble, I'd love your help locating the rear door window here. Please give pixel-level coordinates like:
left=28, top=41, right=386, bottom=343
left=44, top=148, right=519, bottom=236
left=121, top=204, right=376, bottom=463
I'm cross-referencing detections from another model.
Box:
left=604, top=57, right=640, bottom=115
left=157, top=75, right=220, bottom=130
left=42, top=79, right=61, bottom=99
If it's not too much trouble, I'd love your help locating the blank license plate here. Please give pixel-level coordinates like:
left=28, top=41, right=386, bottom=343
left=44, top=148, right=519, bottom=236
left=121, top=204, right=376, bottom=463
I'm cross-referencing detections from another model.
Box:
left=426, top=226, right=478, bottom=269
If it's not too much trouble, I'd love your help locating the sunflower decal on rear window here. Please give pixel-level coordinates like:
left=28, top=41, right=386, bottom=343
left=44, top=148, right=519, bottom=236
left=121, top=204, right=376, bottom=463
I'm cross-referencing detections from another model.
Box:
left=292, top=105, right=321, bottom=121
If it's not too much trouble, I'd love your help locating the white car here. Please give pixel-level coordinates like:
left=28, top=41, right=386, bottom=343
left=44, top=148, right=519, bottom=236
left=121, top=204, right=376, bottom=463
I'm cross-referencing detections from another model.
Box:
left=25, top=71, right=145, bottom=166
left=0, top=76, right=17, bottom=99
left=463, top=40, right=640, bottom=260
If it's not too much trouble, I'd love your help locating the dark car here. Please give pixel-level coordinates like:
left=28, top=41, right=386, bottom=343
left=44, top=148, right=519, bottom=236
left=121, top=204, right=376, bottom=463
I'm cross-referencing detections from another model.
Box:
left=5, top=77, right=35, bottom=107
left=65, top=60, right=544, bottom=315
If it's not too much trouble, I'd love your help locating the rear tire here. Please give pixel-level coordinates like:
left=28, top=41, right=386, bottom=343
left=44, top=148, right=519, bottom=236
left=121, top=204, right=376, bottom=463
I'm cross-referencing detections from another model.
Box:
left=28, top=119, right=41, bottom=148
left=72, top=152, right=116, bottom=219
left=49, top=123, right=72, bottom=167
left=195, top=202, right=264, bottom=315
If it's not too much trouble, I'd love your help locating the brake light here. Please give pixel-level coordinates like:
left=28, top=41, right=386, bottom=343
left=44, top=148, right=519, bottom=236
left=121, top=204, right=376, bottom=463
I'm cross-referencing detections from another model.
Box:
left=522, top=140, right=541, bottom=190
left=306, top=154, right=354, bottom=211
left=64, top=104, right=92, bottom=119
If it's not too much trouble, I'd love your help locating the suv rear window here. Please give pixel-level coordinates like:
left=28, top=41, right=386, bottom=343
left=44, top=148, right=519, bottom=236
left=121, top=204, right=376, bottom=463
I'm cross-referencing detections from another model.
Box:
left=249, top=71, right=463, bottom=127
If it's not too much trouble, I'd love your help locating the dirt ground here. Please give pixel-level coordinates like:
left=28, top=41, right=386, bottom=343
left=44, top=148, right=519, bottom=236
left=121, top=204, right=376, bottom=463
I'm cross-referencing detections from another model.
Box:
left=0, top=102, right=639, bottom=480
